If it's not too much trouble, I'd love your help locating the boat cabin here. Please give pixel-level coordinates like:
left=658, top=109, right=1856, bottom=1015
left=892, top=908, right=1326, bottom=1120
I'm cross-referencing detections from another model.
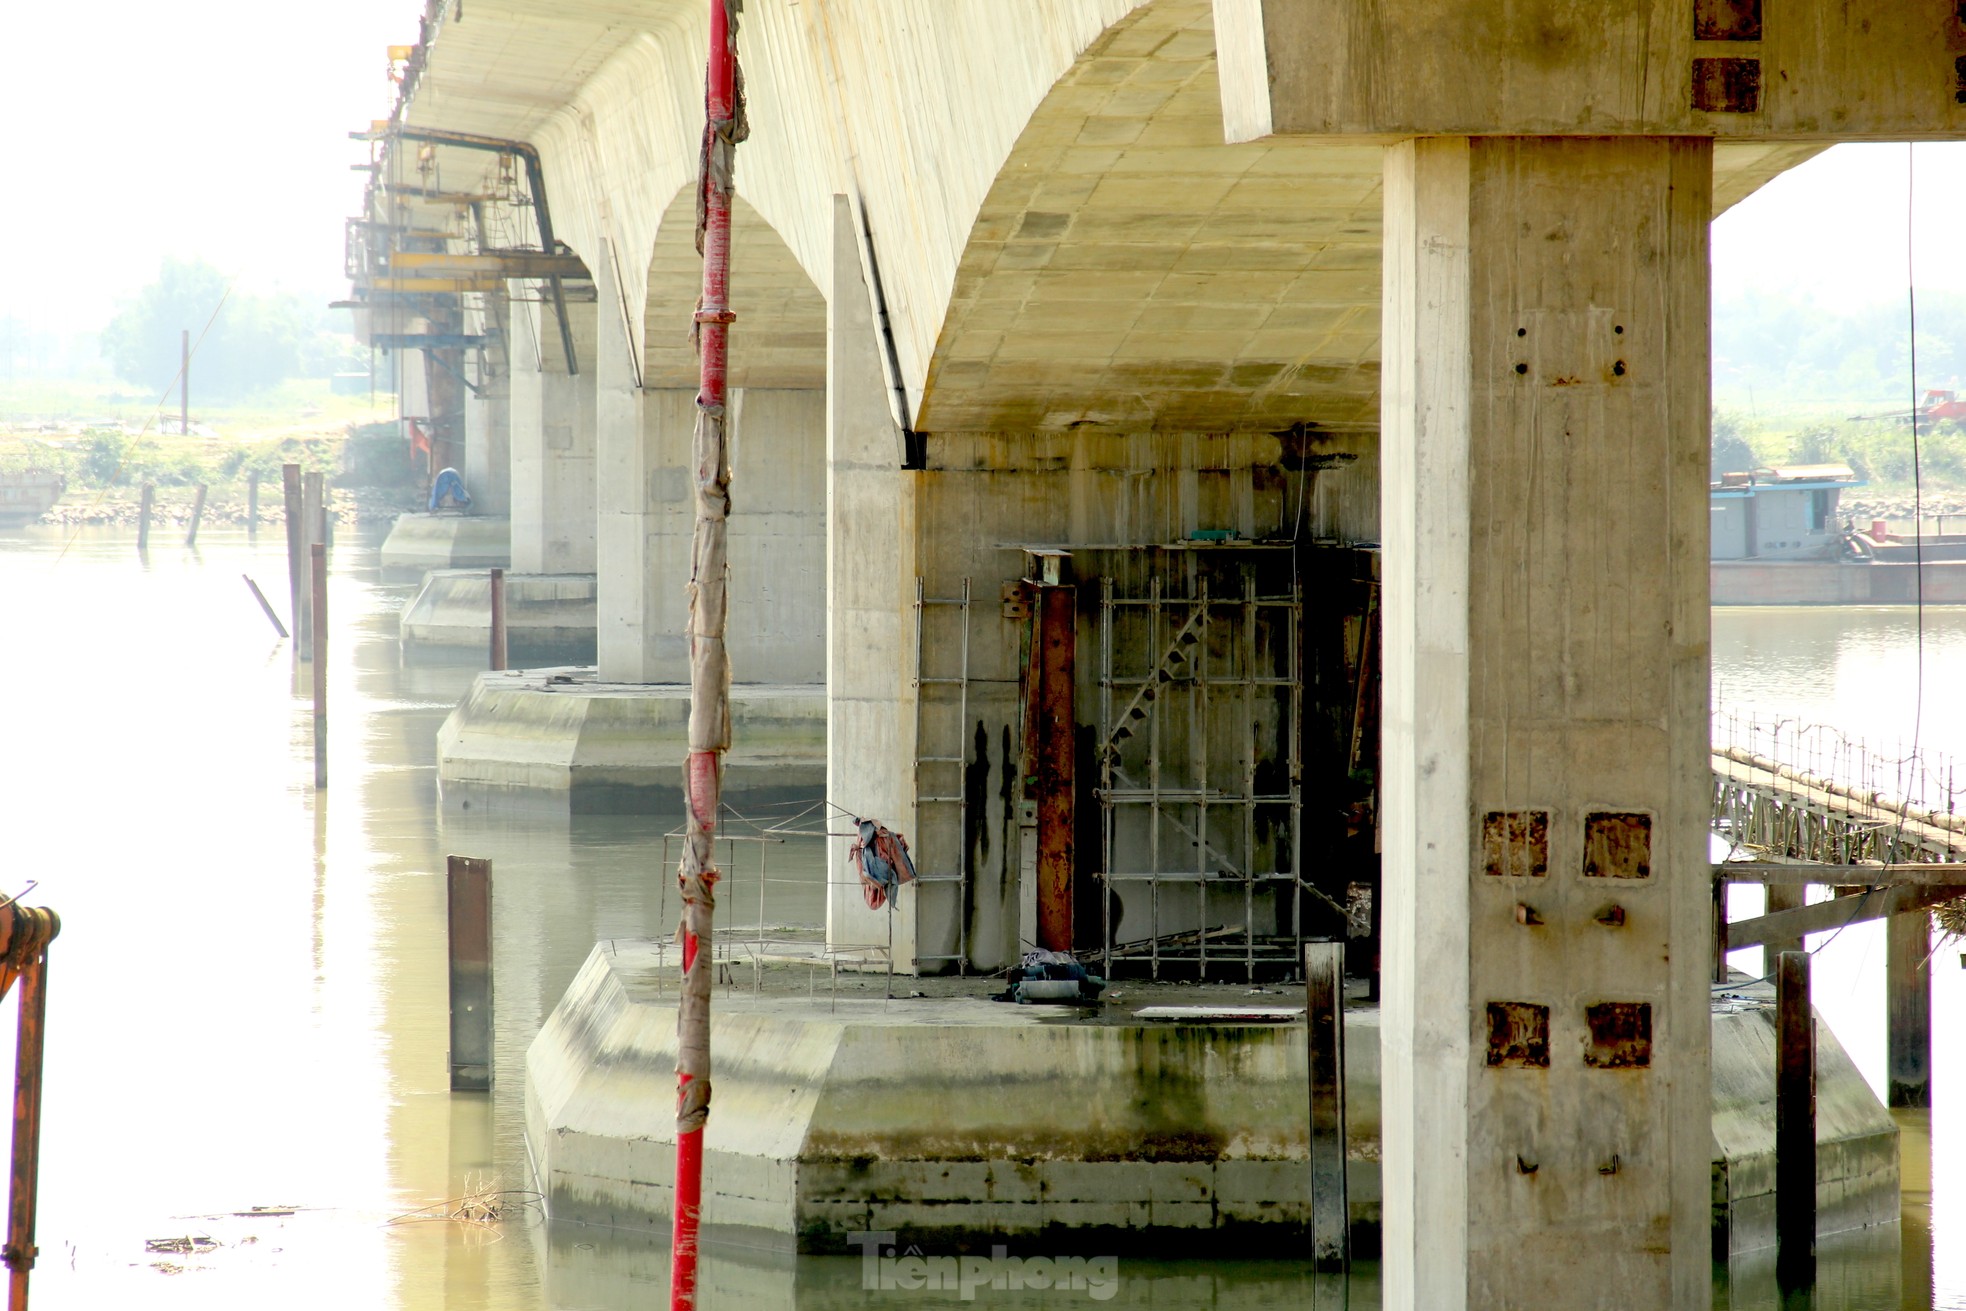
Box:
left=1710, top=463, right=1863, bottom=561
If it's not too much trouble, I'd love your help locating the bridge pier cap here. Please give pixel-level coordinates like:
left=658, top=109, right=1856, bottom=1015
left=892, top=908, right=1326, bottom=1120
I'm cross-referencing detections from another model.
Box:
left=1216, top=0, right=1966, bottom=143
left=1213, top=4, right=1966, bottom=1309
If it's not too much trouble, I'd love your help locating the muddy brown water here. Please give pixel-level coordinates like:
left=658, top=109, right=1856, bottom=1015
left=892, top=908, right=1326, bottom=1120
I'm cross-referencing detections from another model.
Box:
left=0, top=526, right=1959, bottom=1308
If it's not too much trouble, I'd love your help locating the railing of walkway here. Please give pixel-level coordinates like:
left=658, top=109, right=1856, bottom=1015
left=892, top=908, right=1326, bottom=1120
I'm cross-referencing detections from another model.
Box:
left=1711, top=704, right=1965, bottom=829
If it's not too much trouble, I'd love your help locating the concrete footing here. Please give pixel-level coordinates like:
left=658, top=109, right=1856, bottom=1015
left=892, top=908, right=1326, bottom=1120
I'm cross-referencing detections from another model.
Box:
left=525, top=945, right=1896, bottom=1256
left=378, top=512, right=511, bottom=570
left=1710, top=995, right=1901, bottom=1257
left=402, top=571, right=597, bottom=665
left=436, top=669, right=824, bottom=812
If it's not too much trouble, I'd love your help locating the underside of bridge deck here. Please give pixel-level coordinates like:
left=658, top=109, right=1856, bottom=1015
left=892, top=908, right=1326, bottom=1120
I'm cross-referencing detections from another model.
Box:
left=348, top=0, right=1966, bottom=1303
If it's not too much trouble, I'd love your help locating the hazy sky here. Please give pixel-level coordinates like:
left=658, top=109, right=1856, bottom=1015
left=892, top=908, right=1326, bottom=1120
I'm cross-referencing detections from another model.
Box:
left=1713, top=142, right=1966, bottom=311
left=1, top=2, right=1962, bottom=337
left=0, top=0, right=411, bottom=332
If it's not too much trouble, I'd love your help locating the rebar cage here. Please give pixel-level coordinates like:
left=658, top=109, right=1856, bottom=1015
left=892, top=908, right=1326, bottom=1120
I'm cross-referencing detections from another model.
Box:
left=1096, top=562, right=1304, bottom=980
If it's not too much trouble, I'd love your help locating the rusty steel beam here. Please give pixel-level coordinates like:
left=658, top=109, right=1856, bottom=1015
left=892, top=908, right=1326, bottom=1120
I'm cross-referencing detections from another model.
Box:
left=357, top=275, right=507, bottom=296
left=390, top=250, right=588, bottom=280
left=1024, top=581, right=1077, bottom=952
left=447, top=857, right=493, bottom=1092
left=0, top=903, right=59, bottom=1311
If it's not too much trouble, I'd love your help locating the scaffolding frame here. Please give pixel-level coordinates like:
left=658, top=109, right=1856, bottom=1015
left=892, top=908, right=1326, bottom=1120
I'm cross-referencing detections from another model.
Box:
left=913, top=576, right=973, bottom=971
left=1097, top=565, right=1303, bottom=981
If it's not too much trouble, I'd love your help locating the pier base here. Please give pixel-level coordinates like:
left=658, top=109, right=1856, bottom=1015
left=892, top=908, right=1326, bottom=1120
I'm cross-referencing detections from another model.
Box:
left=379, top=512, right=511, bottom=571
left=525, top=946, right=1896, bottom=1256
left=436, top=669, right=824, bottom=813
left=401, top=570, right=596, bottom=666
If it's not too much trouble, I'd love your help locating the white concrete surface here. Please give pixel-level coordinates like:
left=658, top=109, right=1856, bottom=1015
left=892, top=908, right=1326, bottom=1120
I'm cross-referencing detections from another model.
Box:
left=378, top=513, right=511, bottom=571
left=436, top=670, right=824, bottom=813
left=400, top=570, right=597, bottom=665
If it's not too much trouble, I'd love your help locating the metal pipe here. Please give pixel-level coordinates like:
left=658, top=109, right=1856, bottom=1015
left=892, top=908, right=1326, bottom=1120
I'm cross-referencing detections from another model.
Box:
left=673, top=3, right=741, bottom=1307
left=366, top=125, right=579, bottom=374
left=4, top=907, right=57, bottom=1311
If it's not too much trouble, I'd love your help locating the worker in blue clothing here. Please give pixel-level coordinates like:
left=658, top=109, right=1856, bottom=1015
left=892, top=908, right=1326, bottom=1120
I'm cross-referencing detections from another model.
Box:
left=429, top=467, right=473, bottom=512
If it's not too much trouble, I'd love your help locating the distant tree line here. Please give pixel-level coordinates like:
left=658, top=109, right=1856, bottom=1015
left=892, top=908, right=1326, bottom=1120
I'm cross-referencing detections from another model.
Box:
left=1715, top=288, right=1965, bottom=404
left=99, top=257, right=362, bottom=400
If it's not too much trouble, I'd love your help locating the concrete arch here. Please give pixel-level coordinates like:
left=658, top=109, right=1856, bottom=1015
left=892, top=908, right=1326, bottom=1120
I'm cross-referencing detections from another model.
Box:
left=641, top=188, right=828, bottom=391
left=594, top=181, right=830, bottom=687
left=915, top=0, right=1824, bottom=437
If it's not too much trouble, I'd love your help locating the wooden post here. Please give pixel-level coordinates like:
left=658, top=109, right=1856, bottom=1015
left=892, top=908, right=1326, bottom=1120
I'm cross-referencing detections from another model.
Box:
left=488, top=568, right=507, bottom=671
left=281, top=464, right=303, bottom=636
left=179, top=327, right=189, bottom=438
left=1887, top=909, right=1932, bottom=1108
left=446, top=856, right=494, bottom=1092
left=243, top=575, right=289, bottom=639
left=136, top=482, right=154, bottom=553
left=1713, top=875, right=1730, bottom=985
left=247, top=470, right=259, bottom=541
left=300, top=472, right=324, bottom=646
left=1775, top=950, right=1815, bottom=1293
left=1304, top=942, right=1349, bottom=1273
left=1763, top=883, right=1804, bottom=964
left=311, top=543, right=327, bottom=790
left=184, top=484, right=207, bottom=548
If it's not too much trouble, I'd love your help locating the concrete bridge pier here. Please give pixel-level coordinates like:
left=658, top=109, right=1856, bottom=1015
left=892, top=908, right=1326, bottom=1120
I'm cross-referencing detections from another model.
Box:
left=378, top=295, right=515, bottom=573
left=434, top=195, right=830, bottom=812
left=509, top=284, right=598, bottom=581
left=1379, top=135, right=1712, bottom=1307
left=826, top=194, right=922, bottom=969
left=402, top=284, right=601, bottom=665
left=463, top=290, right=512, bottom=520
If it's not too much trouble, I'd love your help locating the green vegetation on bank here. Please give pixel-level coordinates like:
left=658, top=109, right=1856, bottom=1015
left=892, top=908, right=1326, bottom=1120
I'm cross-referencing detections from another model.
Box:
left=1712, top=406, right=1966, bottom=495
left=0, top=412, right=416, bottom=496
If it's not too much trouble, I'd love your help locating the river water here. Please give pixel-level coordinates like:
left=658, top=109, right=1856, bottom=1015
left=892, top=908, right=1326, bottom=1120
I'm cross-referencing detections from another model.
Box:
left=0, top=527, right=1959, bottom=1308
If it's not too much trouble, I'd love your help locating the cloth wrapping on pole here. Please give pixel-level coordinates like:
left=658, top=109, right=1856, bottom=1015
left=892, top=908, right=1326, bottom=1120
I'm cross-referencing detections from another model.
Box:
left=673, top=2, right=743, bottom=1309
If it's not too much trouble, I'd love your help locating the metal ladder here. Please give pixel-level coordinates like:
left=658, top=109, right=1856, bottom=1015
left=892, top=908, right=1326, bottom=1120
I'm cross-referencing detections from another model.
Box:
left=913, top=576, right=972, bottom=971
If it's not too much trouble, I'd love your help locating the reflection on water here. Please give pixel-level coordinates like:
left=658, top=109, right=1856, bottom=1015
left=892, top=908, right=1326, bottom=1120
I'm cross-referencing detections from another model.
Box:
left=0, top=533, right=1960, bottom=1307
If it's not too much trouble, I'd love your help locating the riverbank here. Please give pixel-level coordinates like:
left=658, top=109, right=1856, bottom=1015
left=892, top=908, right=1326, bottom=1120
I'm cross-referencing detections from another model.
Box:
left=37, top=484, right=417, bottom=528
